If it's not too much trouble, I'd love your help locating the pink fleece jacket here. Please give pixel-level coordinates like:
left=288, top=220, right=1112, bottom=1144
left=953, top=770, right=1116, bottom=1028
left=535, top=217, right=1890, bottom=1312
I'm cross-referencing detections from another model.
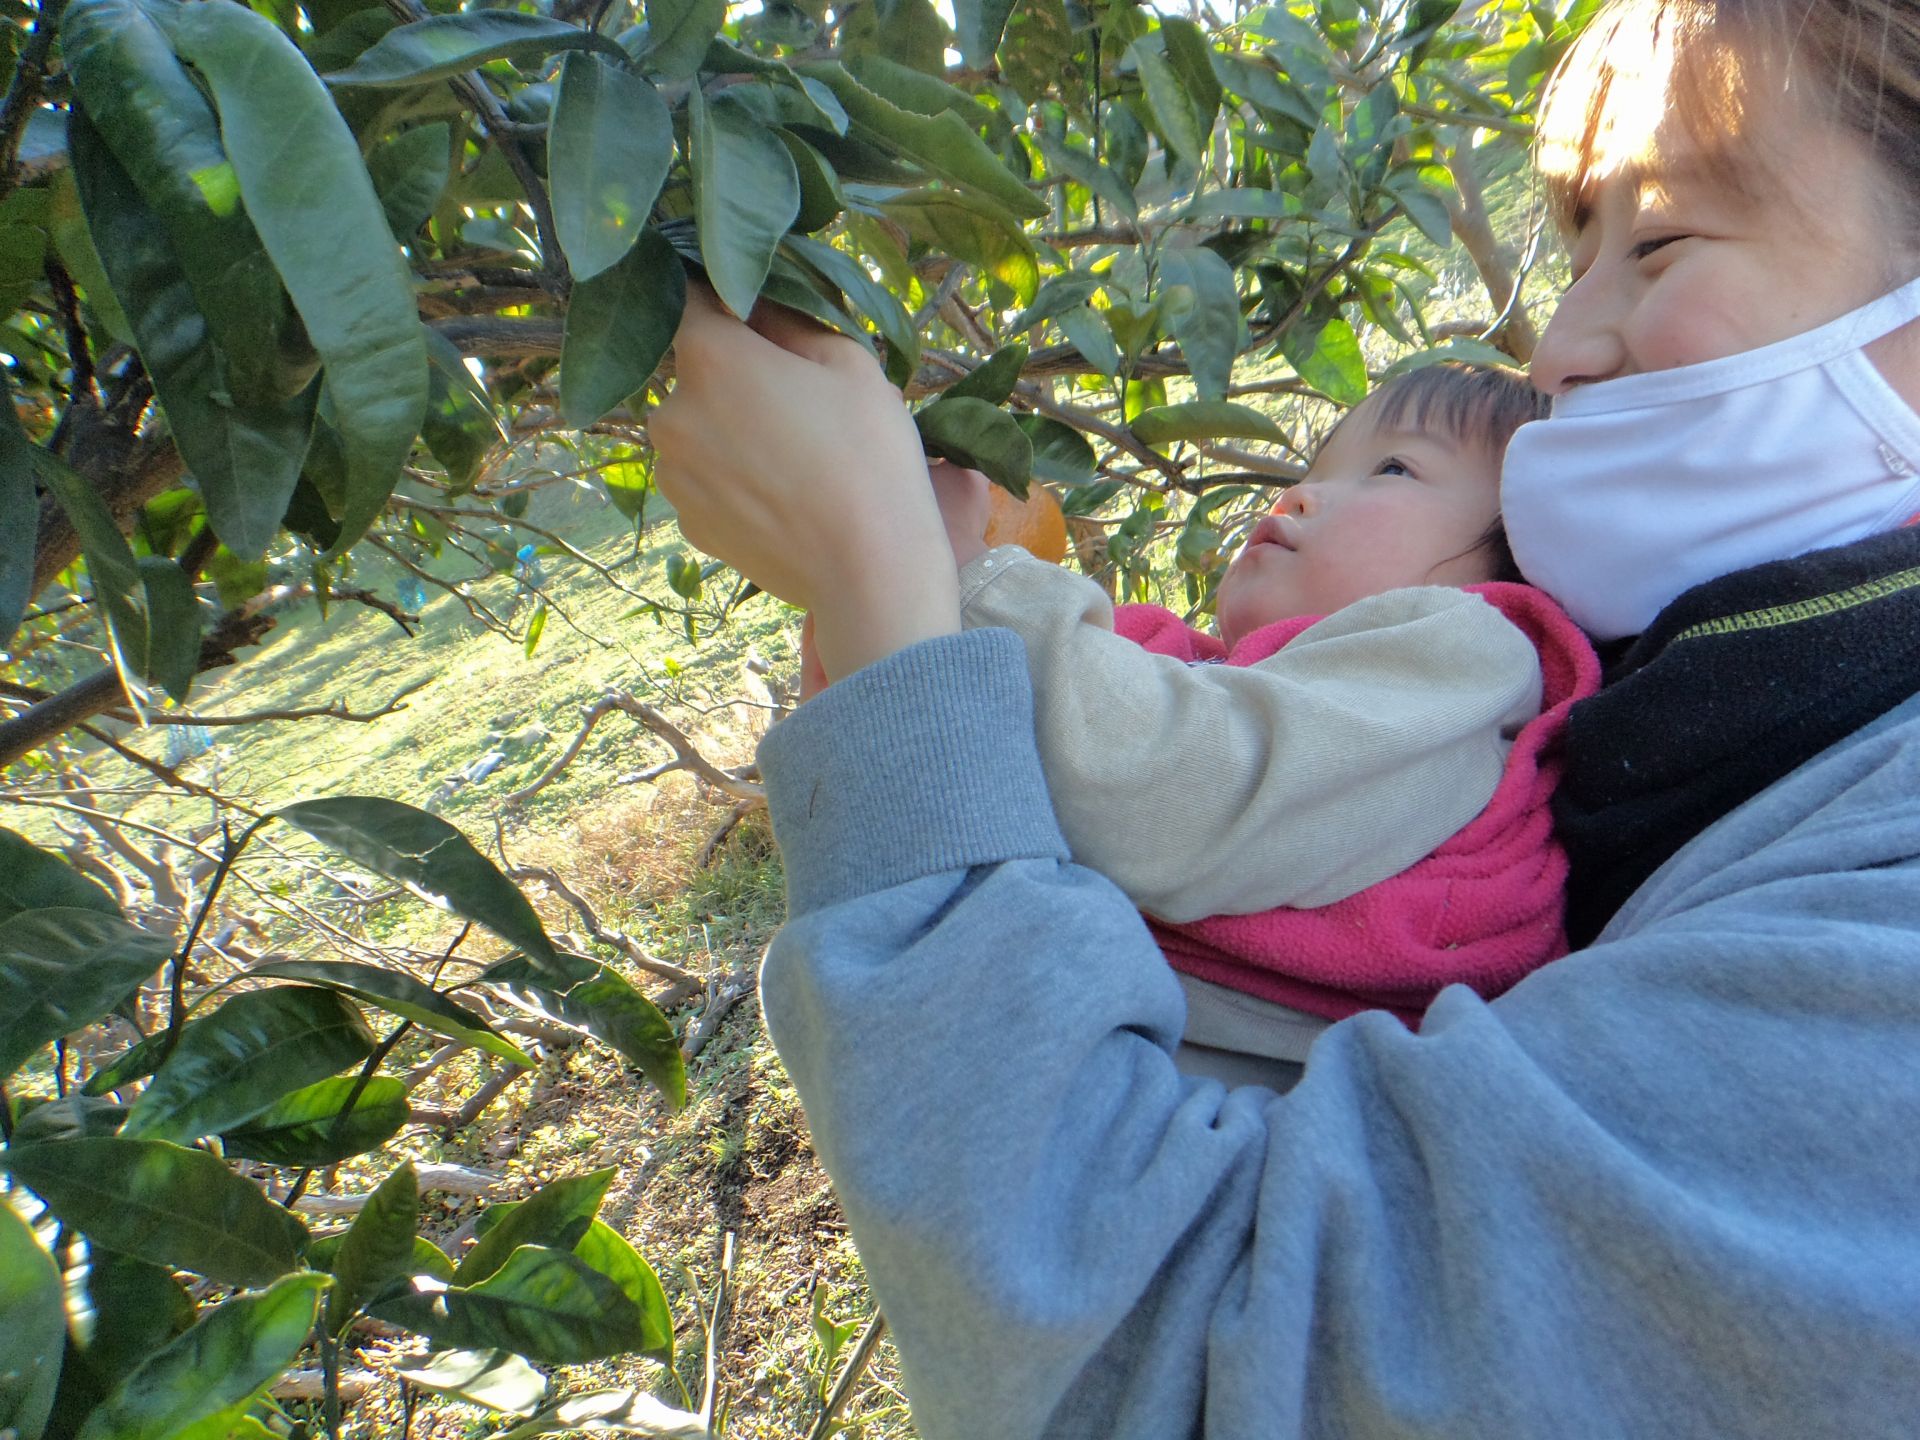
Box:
left=1114, top=583, right=1601, bottom=1027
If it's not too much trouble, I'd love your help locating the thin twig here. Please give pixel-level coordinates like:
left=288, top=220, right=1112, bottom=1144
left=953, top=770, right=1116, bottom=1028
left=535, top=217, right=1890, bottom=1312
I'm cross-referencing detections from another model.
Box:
left=699, top=1232, right=737, bottom=1433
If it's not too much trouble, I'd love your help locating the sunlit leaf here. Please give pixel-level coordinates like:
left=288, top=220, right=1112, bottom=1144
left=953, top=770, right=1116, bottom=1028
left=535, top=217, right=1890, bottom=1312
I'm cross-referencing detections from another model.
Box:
left=1130, top=401, right=1288, bottom=445
left=550, top=54, right=674, bottom=282
left=220, top=1075, right=411, bottom=1167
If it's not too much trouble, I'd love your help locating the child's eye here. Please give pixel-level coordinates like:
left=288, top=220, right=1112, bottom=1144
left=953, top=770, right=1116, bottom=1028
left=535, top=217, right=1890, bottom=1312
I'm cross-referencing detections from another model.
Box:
left=1372, top=458, right=1413, bottom=478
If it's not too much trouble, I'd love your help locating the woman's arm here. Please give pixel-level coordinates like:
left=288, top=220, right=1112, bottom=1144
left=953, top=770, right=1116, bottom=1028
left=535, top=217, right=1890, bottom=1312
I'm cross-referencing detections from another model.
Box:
left=959, top=551, right=1543, bottom=918
left=760, top=629, right=1920, bottom=1440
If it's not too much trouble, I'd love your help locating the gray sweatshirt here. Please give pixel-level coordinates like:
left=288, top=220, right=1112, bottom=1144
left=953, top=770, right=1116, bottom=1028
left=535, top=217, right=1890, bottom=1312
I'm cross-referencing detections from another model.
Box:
left=756, top=628, right=1920, bottom=1439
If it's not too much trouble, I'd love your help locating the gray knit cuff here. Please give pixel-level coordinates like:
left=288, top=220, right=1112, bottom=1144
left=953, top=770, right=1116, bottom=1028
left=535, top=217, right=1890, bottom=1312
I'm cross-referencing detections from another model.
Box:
left=757, top=629, right=1068, bottom=916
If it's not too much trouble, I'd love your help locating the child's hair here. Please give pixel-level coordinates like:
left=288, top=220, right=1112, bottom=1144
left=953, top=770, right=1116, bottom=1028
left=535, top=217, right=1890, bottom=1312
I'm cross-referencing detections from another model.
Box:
left=1537, top=0, right=1920, bottom=243
left=1313, top=362, right=1549, bottom=584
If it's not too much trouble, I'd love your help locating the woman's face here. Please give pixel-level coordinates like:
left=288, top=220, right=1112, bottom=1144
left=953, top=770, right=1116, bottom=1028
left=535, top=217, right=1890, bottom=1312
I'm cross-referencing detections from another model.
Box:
left=1529, top=79, right=1920, bottom=400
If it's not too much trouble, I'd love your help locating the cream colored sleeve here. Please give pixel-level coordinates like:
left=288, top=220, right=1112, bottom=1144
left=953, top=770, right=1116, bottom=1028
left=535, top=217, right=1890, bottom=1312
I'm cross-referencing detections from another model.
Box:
left=957, top=547, right=1543, bottom=920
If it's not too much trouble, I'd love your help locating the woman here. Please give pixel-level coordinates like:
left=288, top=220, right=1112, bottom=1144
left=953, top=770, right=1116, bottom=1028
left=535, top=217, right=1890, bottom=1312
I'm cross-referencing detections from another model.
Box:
left=649, top=0, right=1920, bottom=1432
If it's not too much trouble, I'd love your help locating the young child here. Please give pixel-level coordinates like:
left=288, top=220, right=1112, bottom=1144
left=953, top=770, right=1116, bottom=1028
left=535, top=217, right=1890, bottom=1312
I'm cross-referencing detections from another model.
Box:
left=930, top=364, right=1600, bottom=1086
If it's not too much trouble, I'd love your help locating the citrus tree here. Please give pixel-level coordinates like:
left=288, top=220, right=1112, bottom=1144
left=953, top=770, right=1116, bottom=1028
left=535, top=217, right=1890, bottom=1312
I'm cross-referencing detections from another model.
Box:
left=0, top=0, right=1589, bottom=1434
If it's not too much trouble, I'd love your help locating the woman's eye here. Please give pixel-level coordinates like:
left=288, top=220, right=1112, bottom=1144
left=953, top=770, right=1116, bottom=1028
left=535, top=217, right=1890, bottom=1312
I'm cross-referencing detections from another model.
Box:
left=1630, top=233, right=1690, bottom=261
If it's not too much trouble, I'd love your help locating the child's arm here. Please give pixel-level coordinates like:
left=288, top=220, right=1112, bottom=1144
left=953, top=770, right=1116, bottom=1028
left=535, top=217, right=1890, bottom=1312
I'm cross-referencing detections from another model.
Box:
left=960, top=550, right=1543, bottom=921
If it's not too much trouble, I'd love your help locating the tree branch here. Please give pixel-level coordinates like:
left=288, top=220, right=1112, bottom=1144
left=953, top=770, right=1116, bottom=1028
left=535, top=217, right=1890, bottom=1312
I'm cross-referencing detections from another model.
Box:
left=1444, top=145, right=1538, bottom=362
left=0, top=0, right=67, bottom=201
left=0, top=677, right=429, bottom=729
left=504, top=690, right=764, bottom=807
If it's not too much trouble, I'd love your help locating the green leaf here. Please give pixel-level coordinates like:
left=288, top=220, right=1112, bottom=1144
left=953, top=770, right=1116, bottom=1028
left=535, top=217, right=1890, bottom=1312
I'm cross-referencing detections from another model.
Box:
left=942, top=342, right=1028, bottom=406
left=638, top=0, right=726, bottom=81
left=1282, top=313, right=1369, bottom=405
left=523, top=603, right=548, bottom=658
left=456, top=1169, right=613, bottom=1286
left=1056, top=304, right=1120, bottom=377
left=62, top=0, right=315, bottom=415
left=0, top=829, right=120, bottom=921
left=396, top=1349, right=547, bottom=1416
left=134, top=555, right=200, bottom=705
left=879, top=188, right=1038, bottom=306
left=1182, top=187, right=1306, bottom=221
left=1159, top=19, right=1222, bottom=133
left=74, top=1273, right=328, bottom=1440
left=274, top=797, right=573, bottom=981
left=171, top=0, right=431, bottom=556
left=0, top=908, right=171, bottom=1082
left=1130, top=34, right=1208, bottom=167
left=68, top=112, right=316, bottom=564
left=598, top=457, right=652, bottom=523
left=1014, top=414, right=1097, bottom=485
left=781, top=235, right=915, bottom=383
left=561, top=228, right=686, bottom=428
left=10, top=1093, right=128, bottom=1145
left=0, top=1198, right=62, bottom=1440
left=1383, top=173, right=1454, bottom=246
left=691, top=88, right=800, bottom=320
left=1209, top=51, right=1319, bottom=129
left=308, top=1231, right=454, bottom=1284
left=422, top=326, right=501, bottom=491
left=31, top=435, right=152, bottom=706
left=1130, top=401, right=1288, bottom=446
left=367, top=123, right=452, bottom=242
left=327, top=1161, right=418, bottom=1332
left=248, top=957, right=534, bottom=1067
left=575, top=1221, right=673, bottom=1362
left=1158, top=247, right=1243, bottom=402
left=122, top=986, right=376, bottom=1146
left=376, top=1244, right=656, bottom=1365
left=497, top=963, right=686, bottom=1109
left=844, top=54, right=988, bottom=128
left=1377, top=337, right=1520, bottom=380
left=550, top=55, right=674, bottom=282
left=916, top=397, right=1033, bottom=499
left=82, top=1029, right=172, bottom=1097
left=759, top=255, right=874, bottom=351
left=0, top=1137, right=308, bottom=1288
left=220, top=1075, right=410, bottom=1167
left=72, top=1250, right=198, bottom=1384
left=797, top=63, right=1046, bottom=222
left=1009, top=273, right=1101, bottom=334
left=326, top=11, right=625, bottom=86
left=777, top=129, right=846, bottom=235
left=953, top=0, right=1016, bottom=67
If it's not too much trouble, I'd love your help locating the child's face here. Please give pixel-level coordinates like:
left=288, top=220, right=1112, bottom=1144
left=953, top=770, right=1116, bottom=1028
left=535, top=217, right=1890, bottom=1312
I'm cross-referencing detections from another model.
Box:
left=1529, top=71, right=1920, bottom=402
left=1213, top=403, right=1504, bottom=647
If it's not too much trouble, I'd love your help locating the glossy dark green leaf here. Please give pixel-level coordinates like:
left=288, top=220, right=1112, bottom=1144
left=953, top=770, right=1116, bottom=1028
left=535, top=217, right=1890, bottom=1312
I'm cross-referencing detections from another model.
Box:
left=561, top=228, right=686, bottom=428
left=943, top=342, right=1028, bottom=406
left=513, top=964, right=685, bottom=1110
left=0, top=828, right=120, bottom=922
left=952, top=0, right=1016, bottom=67
left=758, top=255, right=873, bottom=351
left=367, top=123, right=452, bottom=242
left=376, top=1244, right=655, bottom=1365
left=248, top=958, right=532, bottom=1067
left=1130, top=401, right=1288, bottom=446
left=275, top=797, right=571, bottom=979
left=798, top=63, right=1045, bottom=221
left=639, top=0, right=726, bottom=81
left=134, top=555, right=200, bottom=705
left=1009, top=273, right=1102, bottom=334
left=878, top=188, right=1038, bottom=305
left=0, top=1137, right=308, bottom=1288
left=1209, top=51, right=1319, bottom=129
left=171, top=0, right=430, bottom=556
left=916, top=397, right=1033, bottom=499
left=1056, top=304, right=1120, bottom=377
left=1014, top=415, right=1098, bottom=485
left=73, top=1249, right=198, bottom=1383
left=122, top=986, right=376, bottom=1145
left=550, top=55, right=673, bottom=282
left=62, top=0, right=314, bottom=414
left=691, top=88, right=799, bottom=319
left=82, top=1029, right=171, bottom=1097
left=422, top=326, right=501, bottom=491
left=456, top=1169, right=613, bottom=1285
left=781, top=234, right=914, bottom=383
left=777, top=130, right=846, bottom=235
left=220, top=1075, right=410, bottom=1167
left=0, top=908, right=171, bottom=1082
left=397, top=1348, right=547, bottom=1416
left=10, top=1093, right=128, bottom=1145
left=309, top=1230, right=454, bottom=1283
left=0, top=1199, right=62, bottom=1440
left=31, top=436, right=151, bottom=704
left=74, top=1272, right=328, bottom=1440
left=68, top=103, right=315, bottom=565
left=327, top=1161, right=418, bottom=1332
left=1281, top=313, right=1369, bottom=406
left=574, top=1221, right=673, bottom=1362
left=326, top=11, right=625, bottom=86
left=1159, top=247, right=1243, bottom=402
left=1130, top=34, right=1208, bottom=167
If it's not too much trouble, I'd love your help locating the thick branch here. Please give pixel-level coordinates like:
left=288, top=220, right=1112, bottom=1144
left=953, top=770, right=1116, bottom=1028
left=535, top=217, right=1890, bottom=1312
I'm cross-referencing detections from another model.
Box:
left=0, top=610, right=272, bottom=771
left=1445, top=146, right=1539, bottom=362
left=431, top=315, right=566, bottom=359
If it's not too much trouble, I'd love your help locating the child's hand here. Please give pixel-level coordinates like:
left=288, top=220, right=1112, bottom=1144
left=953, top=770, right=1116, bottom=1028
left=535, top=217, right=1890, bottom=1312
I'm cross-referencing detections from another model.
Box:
left=929, top=461, right=993, bottom=569
left=652, top=287, right=960, bottom=679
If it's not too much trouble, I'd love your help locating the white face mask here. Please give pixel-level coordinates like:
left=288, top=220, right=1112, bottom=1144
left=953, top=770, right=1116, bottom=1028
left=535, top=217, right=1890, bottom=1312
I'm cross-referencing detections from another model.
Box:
left=1500, top=275, right=1920, bottom=641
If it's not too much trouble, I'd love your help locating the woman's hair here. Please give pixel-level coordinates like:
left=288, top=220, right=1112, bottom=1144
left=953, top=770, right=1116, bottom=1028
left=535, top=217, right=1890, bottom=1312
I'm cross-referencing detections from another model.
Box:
left=1537, top=0, right=1920, bottom=238
left=1314, top=363, right=1548, bottom=583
